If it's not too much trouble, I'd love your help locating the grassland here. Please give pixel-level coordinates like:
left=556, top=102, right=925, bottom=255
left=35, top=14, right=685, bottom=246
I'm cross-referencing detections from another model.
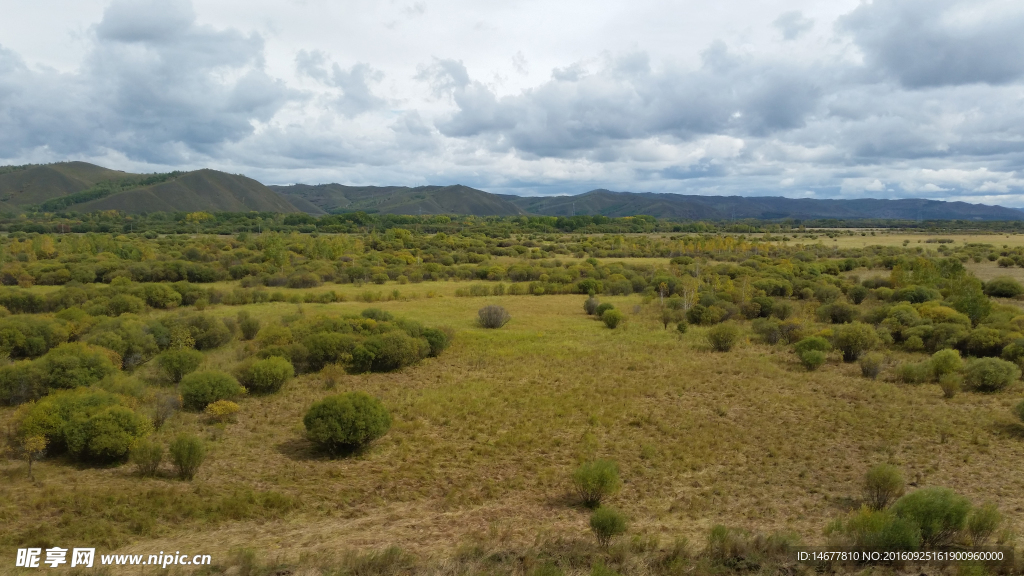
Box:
left=3, top=277, right=1024, bottom=573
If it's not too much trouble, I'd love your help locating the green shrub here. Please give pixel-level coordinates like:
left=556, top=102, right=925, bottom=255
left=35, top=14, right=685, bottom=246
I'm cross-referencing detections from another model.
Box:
left=963, top=327, right=1007, bottom=357
left=963, top=357, right=1021, bottom=392
left=421, top=327, right=452, bottom=357
left=361, top=308, right=394, bottom=322
left=676, top=321, right=688, bottom=334
left=239, top=314, right=261, bottom=341
left=237, top=357, right=294, bottom=394
left=816, top=302, right=859, bottom=324
left=707, top=323, right=740, bottom=352
left=793, top=336, right=830, bottom=355
left=478, top=305, right=511, bottom=329
left=180, top=371, right=245, bottom=411
left=859, top=352, right=884, bottom=379
left=864, top=464, right=904, bottom=510
left=751, top=318, right=782, bottom=344
left=584, top=297, right=600, bottom=315
left=304, top=392, right=392, bottom=454
left=847, top=285, right=870, bottom=304
left=63, top=405, right=152, bottom=463
left=966, top=503, right=1002, bottom=546
left=833, top=322, right=879, bottom=362
left=895, top=362, right=931, bottom=384
left=890, top=487, right=971, bottom=547
left=939, top=373, right=962, bottom=398
left=169, top=433, right=207, bottom=481
left=362, top=331, right=430, bottom=372
left=929, top=349, right=962, bottom=379
left=572, top=459, right=621, bottom=508
left=590, top=507, right=627, bottom=548
left=595, top=303, right=615, bottom=317
left=799, top=350, right=827, bottom=370
left=130, top=438, right=163, bottom=476
left=771, top=301, right=794, bottom=320
left=602, top=309, right=624, bottom=329
left=826, top=507, right=921, bottom=551
left=984, top=277, right=1024, bottom=298
left=157, top=348, right=204, bottom=383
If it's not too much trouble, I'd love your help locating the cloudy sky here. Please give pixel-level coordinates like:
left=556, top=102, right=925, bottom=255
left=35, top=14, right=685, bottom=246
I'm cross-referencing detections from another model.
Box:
left=2, top=0, right=1024, bottom=204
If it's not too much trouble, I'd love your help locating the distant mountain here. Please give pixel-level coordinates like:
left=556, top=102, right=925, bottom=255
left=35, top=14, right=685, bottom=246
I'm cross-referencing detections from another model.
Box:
left=0, top=163, right=300, bottom=214
left=504, top=189, right=1024, bottom=221
left=270, top=183, right=525, bottom=216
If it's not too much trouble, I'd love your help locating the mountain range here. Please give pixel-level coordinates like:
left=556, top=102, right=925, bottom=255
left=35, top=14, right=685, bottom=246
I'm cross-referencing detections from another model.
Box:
left=1, top=161, right=1022, bottom=221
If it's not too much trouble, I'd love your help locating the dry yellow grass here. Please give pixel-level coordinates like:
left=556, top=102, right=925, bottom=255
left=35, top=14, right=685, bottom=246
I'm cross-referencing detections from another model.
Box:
left=3, top=287, right=1024, bottom=572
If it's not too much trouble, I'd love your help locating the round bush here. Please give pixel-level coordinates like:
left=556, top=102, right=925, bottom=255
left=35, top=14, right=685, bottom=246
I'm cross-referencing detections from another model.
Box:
left=572, top=459, right=621, bottom=508
left=602, top=309, right=624, bottom=329
left=864, top=464, right=904, bottom=510
left=859, top=352, right=884, bottom=379
left=304, top=392, right=392, bottom=454
left=180, top=371, right=245, bottom=411
left=169, top=433, right=207, bottom=481
left=590, top=507, right=628, bottom=549
left=421, top=327, right=452, bottom=357
left=833, top=322, right=880, bottom=362
left=64, top=405, right=152, bottom=463
left=793, top=336, right=830, bottom=355
left=890, top=487, right=971, bottom=547
left=157, top=348, right=204, bottom=383
left=963, top=357, right=1021, bottom=392
left=363, top=331, right=430, bottom=372
left=676, top=321, right=688, bottom=334
left=478, top=305, right=511, bottom=329
left=799, top=349, right=827, bottom=371
left=929, top=349, right=962, bottom=379
left=239, top=357, right=294, bottom=394
left=594, top=303, right=615, bottom=317
left=707, top=322, right=740, bottom=352
left=984, top=277, right=1024, bottom=298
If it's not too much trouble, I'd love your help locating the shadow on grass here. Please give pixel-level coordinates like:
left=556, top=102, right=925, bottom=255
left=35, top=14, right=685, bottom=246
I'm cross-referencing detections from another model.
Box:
left=275, top=437, right=369, bottom=461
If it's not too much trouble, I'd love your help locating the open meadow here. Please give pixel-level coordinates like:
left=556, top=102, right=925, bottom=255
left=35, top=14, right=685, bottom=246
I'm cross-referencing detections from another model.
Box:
left=2, top=228, right=1024, bottom=574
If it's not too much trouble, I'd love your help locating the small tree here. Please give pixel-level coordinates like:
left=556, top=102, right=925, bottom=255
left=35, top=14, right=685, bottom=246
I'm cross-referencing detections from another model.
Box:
left=157, top=348, right=204, bottom=383
left=590, top=507, right=627, bottom=549
left=304, top=392, right=392, bottom=455
left=707, top=323, right=740, bottom=352
left=478, top=306, right=511, bottom=329
left=129, top=438, right=164, bottom=477
left=572, top=459, right=621, bottom=508
left=23, top=435, right=46, bottom=480
left=169, top=433, right=206, bottom=481
left=864, top=464, right=904, bottom=510
left=833, top=322, right=879, bottom=362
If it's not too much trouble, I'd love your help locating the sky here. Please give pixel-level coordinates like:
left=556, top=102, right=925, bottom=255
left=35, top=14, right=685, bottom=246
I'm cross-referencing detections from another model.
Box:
left=1, top=0, right=1024, bottom=205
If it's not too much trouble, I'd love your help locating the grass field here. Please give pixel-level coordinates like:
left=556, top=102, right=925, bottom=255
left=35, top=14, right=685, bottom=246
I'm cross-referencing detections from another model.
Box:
left=3, top=280, right=1024, bottom=574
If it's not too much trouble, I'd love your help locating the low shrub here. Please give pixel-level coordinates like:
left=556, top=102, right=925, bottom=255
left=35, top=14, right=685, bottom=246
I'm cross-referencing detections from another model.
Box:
left=895, top=362, right=931, bottom=384
left=939, top=374, right=962, bottom=398
left=584, top=297, right=600, bottom=315
left=572, top=459, right=621, bottom=508
left=157, top=348, right=204, bottom=383
left=859, top=352, right=884, bottom=379
left=771, top=301, right=794, bottom=320
left=707, top=323, right=740, bottom=352
left=478, top=305, right=511, bottom=329
left=826, top=507, right=921, bottom=551
left=602, top=309, right=624, bottom=329
left=799, top=350, right=827, bottom=371
left=304, top=392, right=392, bottom=454
left=751, top=318, right=782, bottom=344
left=590, top=507, right=627, bottom=549
left=890, top=487, right=971, bottom=547
left=793, top=336, right=830, bottom=355
left=864, top=464, right=904, bottom=510
left=595, top=303, right=615, bottom=317
left=967, top=504, right=1002, bottom=546
left=180, top=371, right=245, bottom=411
left=169, top=433, right=207, bottom=481
left=421, top=327, right=452, bottom=357
left=848, top=285, right=870, bottom=304
left=237, top=357, right=294, bottom=394
left=360, top=331, right=430, bottom=372
left=676, top=321, right=688, bottom=334
left=984, top=277, right=1024, bottom=298
left=816, top=302, right=859, bottom=324
left=833, top=322, right=879, bottom=362
left=205, top=400, right=240, bottom=423
left=129, top=438, right=163, bottom=476
left=361, top=308, right=395, bottom=322
left=963, top=357, right=1021, bottom=392
left=239, top=313, right=261, bottom=341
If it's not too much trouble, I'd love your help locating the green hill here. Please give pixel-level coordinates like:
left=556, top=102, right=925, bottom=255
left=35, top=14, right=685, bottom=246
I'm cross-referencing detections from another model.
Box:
left=0, top=162, right=128, bottom=211
left=270, top=183, right=526, bottom=216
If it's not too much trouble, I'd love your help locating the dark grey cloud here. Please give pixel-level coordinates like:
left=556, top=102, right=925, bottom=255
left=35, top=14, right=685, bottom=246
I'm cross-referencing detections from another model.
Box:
left=0, top=0, right=291, bottom=163
left=773, top=11, right=813, bottom=41
left=840, top=0, right=1024, bottom=87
